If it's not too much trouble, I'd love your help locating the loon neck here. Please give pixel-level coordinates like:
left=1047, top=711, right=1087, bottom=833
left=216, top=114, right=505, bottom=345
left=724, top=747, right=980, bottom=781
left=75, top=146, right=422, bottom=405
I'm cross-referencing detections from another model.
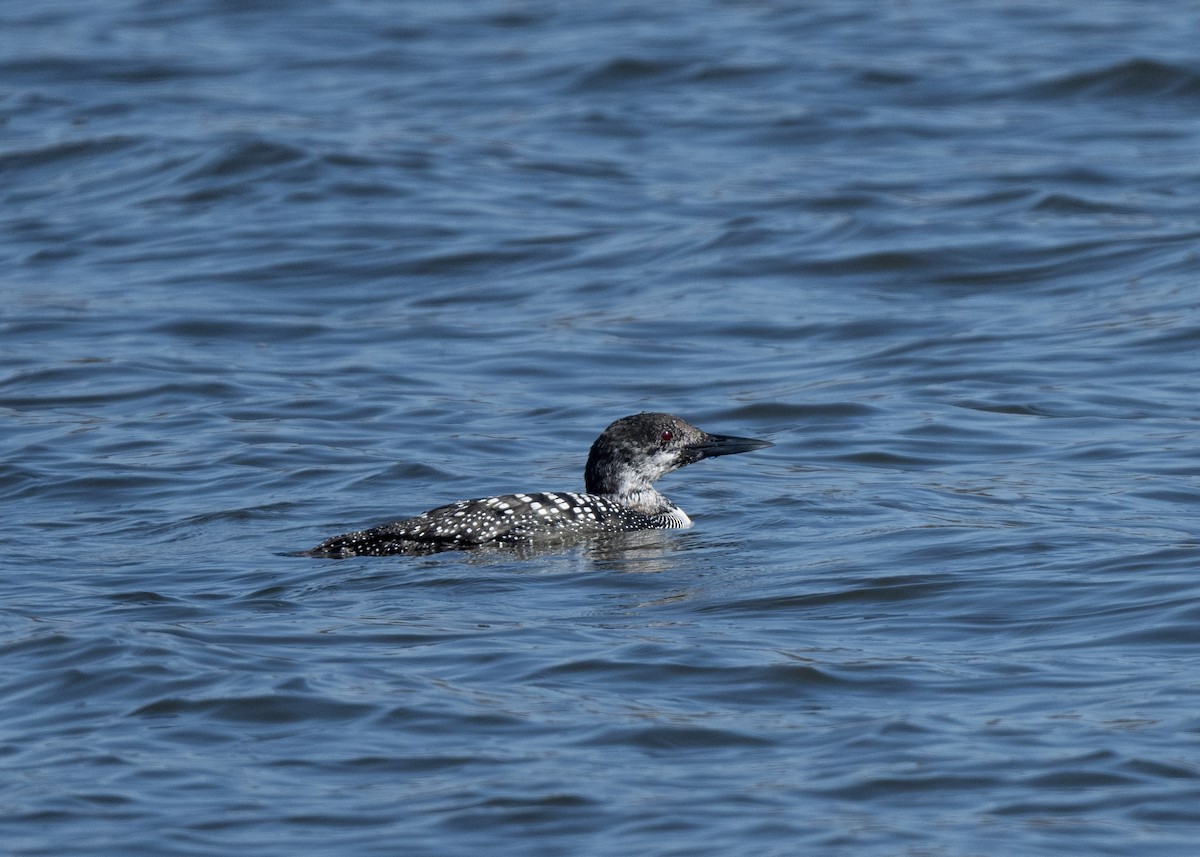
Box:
left=604, top=483, right=676, bottom=516
left=596, top=483, right=691, bottom=528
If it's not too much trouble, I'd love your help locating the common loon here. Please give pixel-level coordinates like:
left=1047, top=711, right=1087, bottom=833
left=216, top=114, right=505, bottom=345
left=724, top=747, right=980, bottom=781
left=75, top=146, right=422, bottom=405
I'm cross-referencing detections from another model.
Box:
left=304, top=412, right=771, bottom=558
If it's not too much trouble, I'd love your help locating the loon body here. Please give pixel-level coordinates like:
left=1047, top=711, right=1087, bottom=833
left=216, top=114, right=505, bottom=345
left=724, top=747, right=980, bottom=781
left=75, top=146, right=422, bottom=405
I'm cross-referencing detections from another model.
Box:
left=305, top=412, right=771, bottom=558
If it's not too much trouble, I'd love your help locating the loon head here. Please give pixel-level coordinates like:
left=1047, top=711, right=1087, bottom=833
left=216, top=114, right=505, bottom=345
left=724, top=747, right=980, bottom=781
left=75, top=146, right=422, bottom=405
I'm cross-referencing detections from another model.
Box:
left=583, top=412, right=771, bottom=508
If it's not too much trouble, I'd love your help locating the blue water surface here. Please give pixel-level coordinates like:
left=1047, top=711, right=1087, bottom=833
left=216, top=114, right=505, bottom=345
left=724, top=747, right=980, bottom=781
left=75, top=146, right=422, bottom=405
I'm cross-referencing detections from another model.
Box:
left=3, top=1, right=1200, bottom=855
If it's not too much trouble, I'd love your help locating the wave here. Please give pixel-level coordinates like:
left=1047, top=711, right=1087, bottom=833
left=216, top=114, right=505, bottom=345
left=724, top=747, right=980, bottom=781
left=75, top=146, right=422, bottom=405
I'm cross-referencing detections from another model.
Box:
left=1026, top=58, right=1200, bottom=100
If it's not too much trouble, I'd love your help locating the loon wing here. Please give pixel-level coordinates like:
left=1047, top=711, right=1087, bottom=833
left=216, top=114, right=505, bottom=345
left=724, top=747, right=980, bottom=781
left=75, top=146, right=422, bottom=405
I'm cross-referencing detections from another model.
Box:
left=306, top=492, right=626, bottom=557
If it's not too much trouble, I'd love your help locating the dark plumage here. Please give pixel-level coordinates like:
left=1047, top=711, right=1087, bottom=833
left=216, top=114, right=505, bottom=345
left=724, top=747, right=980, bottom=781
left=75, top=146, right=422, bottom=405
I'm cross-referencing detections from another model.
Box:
left=304, top=412, right=771, bottom=558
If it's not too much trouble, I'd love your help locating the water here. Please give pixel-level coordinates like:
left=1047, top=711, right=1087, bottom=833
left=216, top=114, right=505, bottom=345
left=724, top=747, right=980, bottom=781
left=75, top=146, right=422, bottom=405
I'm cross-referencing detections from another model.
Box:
left=3, top=1, right=1200, bottom=854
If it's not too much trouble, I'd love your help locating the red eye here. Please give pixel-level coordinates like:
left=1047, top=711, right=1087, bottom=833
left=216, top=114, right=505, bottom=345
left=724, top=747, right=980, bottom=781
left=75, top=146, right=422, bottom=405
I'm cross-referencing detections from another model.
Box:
left=660, top=430, right=673, bottom=443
